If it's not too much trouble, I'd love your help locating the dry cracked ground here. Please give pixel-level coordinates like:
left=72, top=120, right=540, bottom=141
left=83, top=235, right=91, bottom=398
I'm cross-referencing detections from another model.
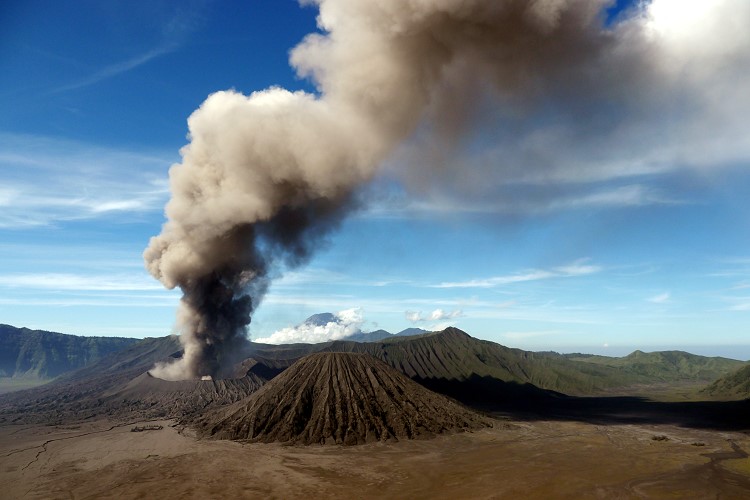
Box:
left=2, top=416, right=749, bottom=499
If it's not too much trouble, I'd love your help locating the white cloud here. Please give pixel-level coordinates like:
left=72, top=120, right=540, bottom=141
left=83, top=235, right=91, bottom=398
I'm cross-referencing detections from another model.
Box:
left=433, top=260, right=601, bottom=289
left=547, top=185, right=681, bottom=210
left=255, top=308, right=364, bottom=344
left=0, top=273, right=163, bottom=291
left=0, top=133, right=172, bottom=228
left=405, top=308, right=463, bottom=323
left=47, top=4, right=202, bottom=95
left=433, top=271, right=554, bottom=289
left=405, top=310, right=423, bottom=322
left=362, top=183, right=680, bottom=219
left=50, top=46, right=177, bottom=95
left=403, top=308, right=464, bottom=333
left=648, top=292, right=671, bottom=304
left=726, top=296, right=750, bottom=311
left=0, top=295, right=177, bottom=308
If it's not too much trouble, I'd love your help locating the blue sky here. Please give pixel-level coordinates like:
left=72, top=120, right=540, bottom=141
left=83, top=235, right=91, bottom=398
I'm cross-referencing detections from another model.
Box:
left=2, top=0, right=750, bottom=359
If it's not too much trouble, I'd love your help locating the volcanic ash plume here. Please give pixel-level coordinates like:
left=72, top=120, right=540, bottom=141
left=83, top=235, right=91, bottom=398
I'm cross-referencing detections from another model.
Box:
left=145, top=0, right=673, bottom=380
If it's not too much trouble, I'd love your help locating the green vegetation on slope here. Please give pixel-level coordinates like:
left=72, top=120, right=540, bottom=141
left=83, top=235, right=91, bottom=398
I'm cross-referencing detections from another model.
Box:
left=244, top=328, right=746, bottom=400
left=703, top=364, right=750, bottom=399
left=317, top=328, right=647, bottom=396
left=0, top=324, right=140, bottom=380
left=565, top=350, right=745, bottom=384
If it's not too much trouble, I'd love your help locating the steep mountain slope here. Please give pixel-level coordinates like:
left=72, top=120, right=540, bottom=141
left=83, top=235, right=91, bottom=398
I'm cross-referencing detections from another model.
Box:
left=566, top=350, right=745, bottom=383
left=103, top=371, right=268, bottom=419
left=0, top=324, right=139, bottom=379
left=196, top=352, right=491, bottom=445
left=0, top=335, right=292, bottom=424
left=0, top=336, right=182, bottom=424
left=703, top=364, right=750, bottom=399
left=241, top=328, right=743, bottom=405
left=316, top=328, right=640, bottom=401
left=55, top=335, right=182, bottom=384
left=4, top=326, right=743, bottom=425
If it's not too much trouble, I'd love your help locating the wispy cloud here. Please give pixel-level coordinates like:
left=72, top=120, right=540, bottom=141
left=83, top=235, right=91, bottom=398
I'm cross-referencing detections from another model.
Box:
left=405, top=308, right=463, bottom=323
left=363, top=183, right=679, bottom=220
left=0, top=133, right=172, bottom=228
left=648, top=292, right=671, bottom=304
left=0, top=296, right=177, bottom=308
left=49, top=46, right=177, bottom=94
left=47, top=5, right=202, bottom=95
left=548, top=185, right=681, bottom=210
left=0, top=273, right=164, bottom=292
left=431, top=259, right=602, bottom=289
left=724, top=295, right=750, bottom=311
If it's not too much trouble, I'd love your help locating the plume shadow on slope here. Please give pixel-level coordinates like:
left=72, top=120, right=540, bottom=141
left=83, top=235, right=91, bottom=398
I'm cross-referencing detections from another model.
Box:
left=259, top=328, right=750, bottom=432
left=491, top=395, right=750, bottom=432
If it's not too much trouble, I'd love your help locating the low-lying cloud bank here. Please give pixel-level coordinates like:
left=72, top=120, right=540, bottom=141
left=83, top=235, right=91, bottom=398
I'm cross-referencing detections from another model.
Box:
left=255, top=308, right=364, bottom=344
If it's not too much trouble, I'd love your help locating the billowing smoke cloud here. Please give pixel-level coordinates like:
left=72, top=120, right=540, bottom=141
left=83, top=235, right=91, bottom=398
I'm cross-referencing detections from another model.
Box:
left=387, top=0, right=750, bottom=210
left=146, top=0, right=750, bottom=379
left=255, top=308, right=364, bottom=344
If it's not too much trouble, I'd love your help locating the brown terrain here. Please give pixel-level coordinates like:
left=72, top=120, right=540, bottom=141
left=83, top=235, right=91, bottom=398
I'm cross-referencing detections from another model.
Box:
left=0, top=328, right=748, bottom=498
left=196, top=352, right=491, bottom=444
left=1, top=417, right=749, bottom=499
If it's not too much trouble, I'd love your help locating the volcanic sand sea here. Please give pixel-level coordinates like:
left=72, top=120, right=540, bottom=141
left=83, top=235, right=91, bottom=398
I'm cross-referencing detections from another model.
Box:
left=1, top=417, right=749, bottom=499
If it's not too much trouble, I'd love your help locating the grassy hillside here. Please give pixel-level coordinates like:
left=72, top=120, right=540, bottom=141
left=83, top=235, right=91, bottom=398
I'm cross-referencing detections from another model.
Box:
left=703, top=364, right=750, bottom=399
left=243, top=328, right=745, bottom=402
left=316, top=328, right=647, bottom=398
left=0, top=324, right=140, bottom=379
left=565, top=350, right=745, bottom=384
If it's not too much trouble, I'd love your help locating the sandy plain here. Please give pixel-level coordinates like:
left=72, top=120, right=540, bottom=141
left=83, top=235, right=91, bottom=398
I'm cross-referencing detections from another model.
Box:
left=1, top=416, right=749, bottom=499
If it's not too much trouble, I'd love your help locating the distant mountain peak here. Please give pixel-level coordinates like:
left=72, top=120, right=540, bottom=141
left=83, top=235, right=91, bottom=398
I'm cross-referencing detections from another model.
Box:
left=303, top=312, right=339, bottom=327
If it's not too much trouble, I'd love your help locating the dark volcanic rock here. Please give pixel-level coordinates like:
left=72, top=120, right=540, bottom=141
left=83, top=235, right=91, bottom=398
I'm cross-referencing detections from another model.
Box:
left=0, top=336, right=182, bottom=424
left=102, top=371, right=268, bottom=419
left=196, top=352, right=491, bottom=445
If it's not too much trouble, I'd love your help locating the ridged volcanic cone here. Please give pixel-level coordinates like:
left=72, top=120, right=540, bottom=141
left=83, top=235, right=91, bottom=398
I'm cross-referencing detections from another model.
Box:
left=197, top=352, right=492, bottom=445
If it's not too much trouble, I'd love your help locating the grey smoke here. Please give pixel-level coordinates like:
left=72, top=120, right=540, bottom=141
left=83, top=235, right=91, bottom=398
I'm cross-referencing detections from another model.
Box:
left=145, top=0, right=750, bottom=380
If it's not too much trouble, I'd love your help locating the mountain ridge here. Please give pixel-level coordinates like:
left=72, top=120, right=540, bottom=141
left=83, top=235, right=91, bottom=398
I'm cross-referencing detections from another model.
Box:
left=0, top=324, right=140, bottom=379
left=2, top=325, right=747, bottom=427
left=564, top=349, right=745, bottom=384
